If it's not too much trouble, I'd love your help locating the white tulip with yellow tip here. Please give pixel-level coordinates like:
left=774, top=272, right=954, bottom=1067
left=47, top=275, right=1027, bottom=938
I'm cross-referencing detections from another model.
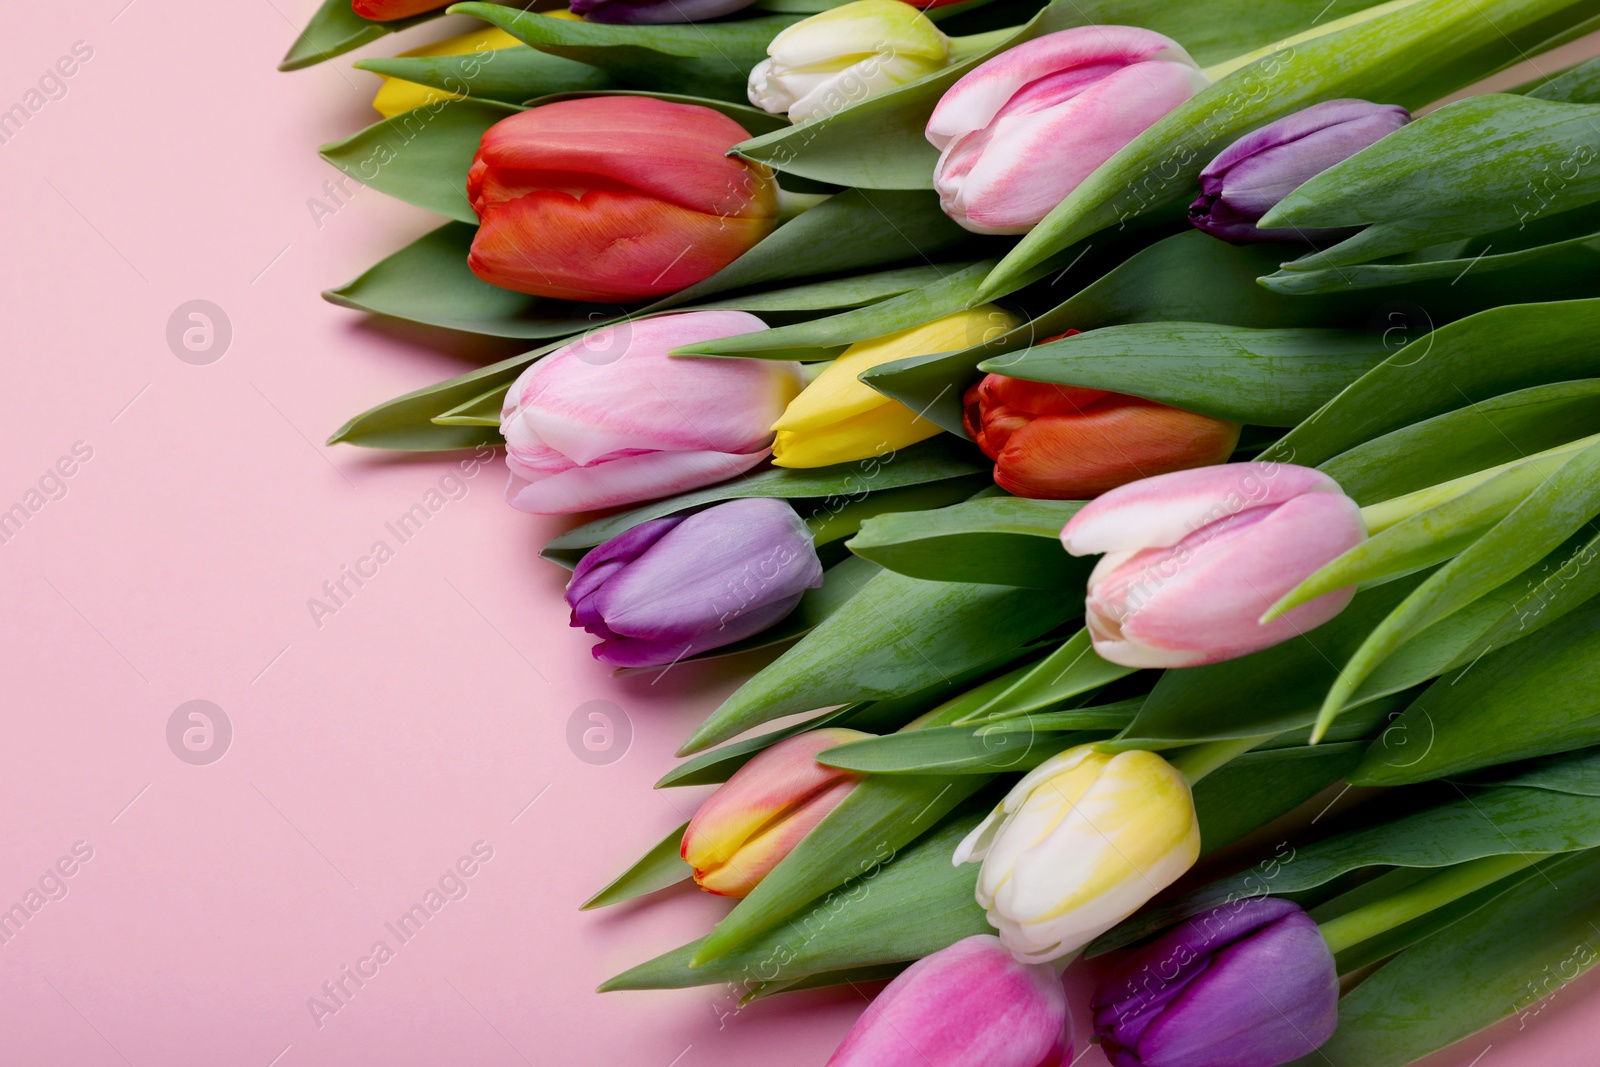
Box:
left=954, top=744, right=1201, bottom=964
left=770, top=307, right=1017, bottom=469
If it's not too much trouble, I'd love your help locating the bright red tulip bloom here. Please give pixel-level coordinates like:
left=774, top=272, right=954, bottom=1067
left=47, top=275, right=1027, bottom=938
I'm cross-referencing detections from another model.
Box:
left=963, top=369, right=1240, bottom=500
left=352, top=0, right=449, bottom=21
left=467, top=97, right=779, bottom=302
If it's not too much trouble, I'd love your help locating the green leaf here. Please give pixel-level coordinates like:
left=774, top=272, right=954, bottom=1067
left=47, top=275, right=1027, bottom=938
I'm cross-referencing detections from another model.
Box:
left=1296, top=848, right=1600, bottom=1067
left=980, top=0, right=1600, bottom=298
left=1482, top=745, right=1600, bottom=796
left=320, top=98, right=521, bottom=223
left=980, top=323, right=1387, bottom=426
left=689, top=773, right=991, bottom=964
left=1093, top=784, right=1600, bottom=955
left=1265, top=94, right=1600, bottom=270
left=431, top=384, right=503, bottom=427
left=1313, top=439, right=1600, bottom=739
left=681, top=568, right=1085, bottom=753
left=355, top=43, right=617, bottom=105
left=580, top=821, right=691, bottom=910
left=1527, top=53, right=1600, bottom=102
left=599, top=806, right=989, bottom=991
left=539, top=436, right=989, bottom=563
left=1350, top=594, right=1600, bottom=786
left=689, top=265, right=957, bottom=314
left=847, top=496, right=1087, bottom=587
left=817, top=710, right=1135, bottom=774
left=1190, top=742, right=1366, bottom=853
left=448, top=3, right=801, bottom=102
left=279, top=0, right=437, bottom=72
left=954, top=628, right=1136, bottom=724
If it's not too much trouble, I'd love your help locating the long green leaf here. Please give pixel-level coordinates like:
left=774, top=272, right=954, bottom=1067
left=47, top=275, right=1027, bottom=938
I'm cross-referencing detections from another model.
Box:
left=581, top=821, right=690, bottom=910
left=846, top=497, right=1085, bottom=587
left=817, top=717, right=1130, bottom=775
left=1190, top=743, right=1366, bottom=853
left=279, top=0, right=438, bottom=71
left=355, top=45, right=617, bottom=106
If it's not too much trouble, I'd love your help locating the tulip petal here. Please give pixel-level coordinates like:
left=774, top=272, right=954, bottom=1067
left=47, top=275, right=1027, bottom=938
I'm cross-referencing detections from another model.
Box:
left=506, top=447, right=772, bottom=515
left=593, top=592, right=804, bottom=669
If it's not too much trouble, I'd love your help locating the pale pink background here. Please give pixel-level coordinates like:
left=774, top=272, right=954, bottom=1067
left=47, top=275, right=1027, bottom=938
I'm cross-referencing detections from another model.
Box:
left=1, top=2, right=1596, bottom=1064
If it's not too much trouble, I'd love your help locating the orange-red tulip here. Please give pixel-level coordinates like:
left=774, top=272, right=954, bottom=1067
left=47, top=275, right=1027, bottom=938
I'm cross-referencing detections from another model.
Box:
left=963, top=367, right=1240, bottom=500
left=352, top=0, right=449, bottom=20
left=466, top=97, right=779, bottom=302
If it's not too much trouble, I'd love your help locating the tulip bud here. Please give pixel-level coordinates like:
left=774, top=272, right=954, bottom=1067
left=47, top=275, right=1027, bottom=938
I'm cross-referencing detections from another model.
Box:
left=1190, top=99, right=1410, bottom=243
left=371, top=28, right=523, bottom=119
left=1059, top=463, right=1367, bottom=668
left=467, top=97, right=779, bottom=302
left=927, top=27, right=1209, bottom=234
left=827, top=934, right=1069, bottom=1067
left=954, top=745, right=1200, bottom=964
left=353, top=0, right=448, bottom=20
left=573, top=0, right=755, bottom=24
left=682, top=729, right=870, bottom=897
left=500, top=311, right=802, bottom=514
left=749, top=0, right=951, bottom=124
left=1092, top=897, right=1337, bottom=1067
left=771, top=307, right=1018, bottom=468
left=566, top=498, right=824, bottom=668
left=963, top=366, right=1240, bottom=499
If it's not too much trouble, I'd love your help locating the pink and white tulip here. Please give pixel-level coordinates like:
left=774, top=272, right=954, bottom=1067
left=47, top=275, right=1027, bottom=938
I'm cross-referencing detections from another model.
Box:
left=926, top=27, right=1210, bottom=234
left=827, top=934, right=1069, bottom=1067
left=499, top=311, right=802, bottom=514
left=1060, top=463, right=1366, bottom=668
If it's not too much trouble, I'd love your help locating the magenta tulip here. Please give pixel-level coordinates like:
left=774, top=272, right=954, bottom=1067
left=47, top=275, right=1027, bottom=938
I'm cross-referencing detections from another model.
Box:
left=1060, top=463, right=1366, bottom=668
left=499, top=311, right=802, bottom=514
left=926, top=26, right=1209, bottom=234
left=827, top=935, right=1069, bottom=1067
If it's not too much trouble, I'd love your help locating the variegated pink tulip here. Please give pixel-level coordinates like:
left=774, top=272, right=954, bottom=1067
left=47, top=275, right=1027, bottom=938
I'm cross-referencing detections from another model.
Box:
left=926, top=26, right=1210, bottom=234
left=499, top=311, right=802, bottom=514
left=827, top=935, right=1069, bottom=1067
left=681, top=729, right=868, bottom=897
left=1060, top=464, right=1366, bottom=668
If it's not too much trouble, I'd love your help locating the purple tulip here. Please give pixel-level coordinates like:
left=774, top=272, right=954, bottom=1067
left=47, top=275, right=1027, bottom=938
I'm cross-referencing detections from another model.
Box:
left=1092, top=897, right=1337, bottom=1067
left=827, top=934, right=1069, bottom=1067
left=1189, top=99, right=1410, bottom=243
left=570, top=0, right=757, bottom=24
left=565, top=497, right=823, bottom=668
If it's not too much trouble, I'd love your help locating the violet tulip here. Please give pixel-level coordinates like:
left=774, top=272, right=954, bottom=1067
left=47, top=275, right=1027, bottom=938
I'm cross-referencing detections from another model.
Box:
left=926, top=27, right=1209, bottom=234
left=566, top=498, right=824, bottom=668
left=1190, top=99, right=1410, bottom=243
left=1060, top=464, right=1366, bottom=668
left=682, top=729, right=868, bottom=897
left=499, top=311, right=802, bottom=514
left=1092, top=897, right=1337, bottom=1067
left=827, top=935, right=1069, bottom=1067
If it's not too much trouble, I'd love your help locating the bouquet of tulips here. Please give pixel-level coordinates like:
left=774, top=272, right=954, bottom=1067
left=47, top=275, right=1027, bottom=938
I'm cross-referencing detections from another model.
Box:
left=282, top=0, right=1600, bottom=1061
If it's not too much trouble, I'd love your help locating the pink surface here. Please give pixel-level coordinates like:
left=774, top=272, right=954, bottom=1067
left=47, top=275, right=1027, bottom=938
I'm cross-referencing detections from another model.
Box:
left=1, top=2, right=1597, bottom=1064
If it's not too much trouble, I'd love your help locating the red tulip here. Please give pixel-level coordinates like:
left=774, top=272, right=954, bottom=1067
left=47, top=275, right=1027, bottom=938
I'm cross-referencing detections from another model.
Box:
left=466, top=97, right=779, bottom=302
left=352, top=0, right=448, bottom=20
left=963, top=353, right=1240, bottom=499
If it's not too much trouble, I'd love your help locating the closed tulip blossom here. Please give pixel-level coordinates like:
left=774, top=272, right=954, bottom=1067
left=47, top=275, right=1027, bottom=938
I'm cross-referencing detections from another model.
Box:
left=772, top=307, right=1018, bottom=468
left=1060, top=464, right=1367, bottom=668
left=573, top=0, right=755, bottom=23
left=682, top=729, right=869, bottom=896
left=955, top=745, right=1200, bottom=964
left=749, top=0, right=951, bottom=124
left=827, top=935, right=1069, bottom=1067
left=1190, top=99, right=1410, bottom=242
left=467, top=97, right=778, bottom=301
left=565, top=498, right=824, bottom=668
left=353, top=0, right=447, bottom=20
left=1092, top=897, right=1337, bottom=1067
left=927, top=27, right=1209, bottom=233
left=499, top=311, right=802, bottom=514
left=964, top=355, right=1240, bottom=498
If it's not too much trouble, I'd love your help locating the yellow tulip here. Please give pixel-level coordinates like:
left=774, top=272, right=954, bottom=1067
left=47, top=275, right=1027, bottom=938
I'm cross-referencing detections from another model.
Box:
left=770, top=306, right=1018, bottom=468
left=371, top=27, right=525, bottom=118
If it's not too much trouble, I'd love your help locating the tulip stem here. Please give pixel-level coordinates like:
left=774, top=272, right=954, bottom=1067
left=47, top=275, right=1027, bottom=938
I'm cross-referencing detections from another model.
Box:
left=1168, top=734, right=1276, bottom=786
left=1317, top=852, right=1554, bottom=956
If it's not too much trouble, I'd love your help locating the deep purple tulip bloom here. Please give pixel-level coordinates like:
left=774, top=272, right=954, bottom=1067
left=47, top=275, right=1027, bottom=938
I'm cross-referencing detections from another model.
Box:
left=1091, top=897, right=1338, bottom=1067
left=565, top=497, right=823, bottom=668
left=1189, top=99, right=1410, bottom=243
left=570, top=0, right=756, bottom=24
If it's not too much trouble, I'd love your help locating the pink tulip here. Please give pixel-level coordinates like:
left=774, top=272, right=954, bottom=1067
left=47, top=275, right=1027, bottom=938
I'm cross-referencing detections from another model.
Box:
left=499, top=311, right=802, bottom=514
left=827, top=935, right=1069, bottom=1067
left=1060, top=463, right=1366, bottom=668
left=926, top=27, right=1210, bottom=234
